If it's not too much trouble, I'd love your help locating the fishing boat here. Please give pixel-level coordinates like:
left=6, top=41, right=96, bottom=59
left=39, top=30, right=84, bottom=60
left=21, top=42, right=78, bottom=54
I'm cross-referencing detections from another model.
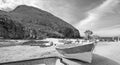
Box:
left=55, top=41, right=96, bottom=63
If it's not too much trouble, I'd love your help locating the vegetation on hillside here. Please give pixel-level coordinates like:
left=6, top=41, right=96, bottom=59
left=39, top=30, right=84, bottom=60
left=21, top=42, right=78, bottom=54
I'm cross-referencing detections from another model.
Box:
left=0, top=5, right=81, bottom=39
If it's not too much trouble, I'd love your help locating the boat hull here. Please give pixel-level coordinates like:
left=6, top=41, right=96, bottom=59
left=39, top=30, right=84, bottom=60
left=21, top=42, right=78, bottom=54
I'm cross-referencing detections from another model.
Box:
left=62, top=52, right=92, bottom=63
left=56, top=43, right=95, bottom=63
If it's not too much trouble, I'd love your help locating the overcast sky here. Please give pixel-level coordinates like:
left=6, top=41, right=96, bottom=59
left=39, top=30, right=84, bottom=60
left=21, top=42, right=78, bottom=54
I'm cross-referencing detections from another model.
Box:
left=0, top=0, right=120, bottom=36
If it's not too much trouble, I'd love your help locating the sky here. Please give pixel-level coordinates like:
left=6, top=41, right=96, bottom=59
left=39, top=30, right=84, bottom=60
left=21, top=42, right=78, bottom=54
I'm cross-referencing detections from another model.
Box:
left=0, top=0, right=120, bottom=36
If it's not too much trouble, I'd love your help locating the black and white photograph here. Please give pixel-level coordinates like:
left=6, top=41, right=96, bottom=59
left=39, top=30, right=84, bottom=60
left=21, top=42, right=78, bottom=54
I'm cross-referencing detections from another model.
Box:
left=0, top=0, right=120, bottom=65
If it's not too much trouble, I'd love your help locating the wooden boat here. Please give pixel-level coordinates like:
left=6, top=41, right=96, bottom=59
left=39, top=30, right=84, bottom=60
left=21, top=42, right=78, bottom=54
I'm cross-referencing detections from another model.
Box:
left=56, top=42, right=96, bottom=63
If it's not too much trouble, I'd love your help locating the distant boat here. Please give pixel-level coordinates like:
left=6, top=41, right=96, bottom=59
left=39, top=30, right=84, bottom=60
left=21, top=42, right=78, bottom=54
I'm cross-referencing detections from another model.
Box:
left=55, top=42, right=96, bottom=63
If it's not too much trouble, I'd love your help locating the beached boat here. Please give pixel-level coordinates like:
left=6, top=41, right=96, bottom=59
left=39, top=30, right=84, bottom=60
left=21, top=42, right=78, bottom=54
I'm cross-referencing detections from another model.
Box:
left=55, top=41, right=96, bottom=63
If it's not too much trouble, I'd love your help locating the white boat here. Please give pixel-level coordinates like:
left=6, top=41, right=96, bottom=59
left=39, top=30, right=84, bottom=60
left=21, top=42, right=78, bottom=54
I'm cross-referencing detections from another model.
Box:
left=55, top=41, right=96, bottom=63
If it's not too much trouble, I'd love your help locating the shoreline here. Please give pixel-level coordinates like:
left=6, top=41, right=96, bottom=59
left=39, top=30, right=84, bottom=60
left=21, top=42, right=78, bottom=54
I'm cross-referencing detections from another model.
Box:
left=0, top=41, right=120, bottom=65
left=1, top=54, right=120, bottom=65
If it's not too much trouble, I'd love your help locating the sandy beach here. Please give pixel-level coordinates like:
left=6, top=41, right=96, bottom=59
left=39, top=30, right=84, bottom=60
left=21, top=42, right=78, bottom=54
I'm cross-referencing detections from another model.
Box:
left=0, top=42, right=120, bottom=65
left=94, top=42, right=120, bottom=64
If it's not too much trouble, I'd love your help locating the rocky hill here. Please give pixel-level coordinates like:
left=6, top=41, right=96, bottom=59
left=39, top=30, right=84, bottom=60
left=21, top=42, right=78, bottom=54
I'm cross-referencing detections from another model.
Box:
left=0, top=5, right=80, bottom=39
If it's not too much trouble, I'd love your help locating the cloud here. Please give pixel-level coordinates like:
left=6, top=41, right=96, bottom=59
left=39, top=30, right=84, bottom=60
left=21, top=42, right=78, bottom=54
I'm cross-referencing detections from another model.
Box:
left=94, top=27, right=120, bottom=36
left=76, top=0, right=120, bottom=31
left=0, top=0, right=42, bottom=11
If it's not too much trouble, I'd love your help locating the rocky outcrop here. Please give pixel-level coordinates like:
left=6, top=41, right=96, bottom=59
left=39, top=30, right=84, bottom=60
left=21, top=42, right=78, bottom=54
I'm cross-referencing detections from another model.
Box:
left=0, top=5, right=81, bottom=39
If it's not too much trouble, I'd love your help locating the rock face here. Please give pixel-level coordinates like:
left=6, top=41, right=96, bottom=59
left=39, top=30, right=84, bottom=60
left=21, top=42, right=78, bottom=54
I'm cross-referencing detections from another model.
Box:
left=0, top=5, right=80, bottom=39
